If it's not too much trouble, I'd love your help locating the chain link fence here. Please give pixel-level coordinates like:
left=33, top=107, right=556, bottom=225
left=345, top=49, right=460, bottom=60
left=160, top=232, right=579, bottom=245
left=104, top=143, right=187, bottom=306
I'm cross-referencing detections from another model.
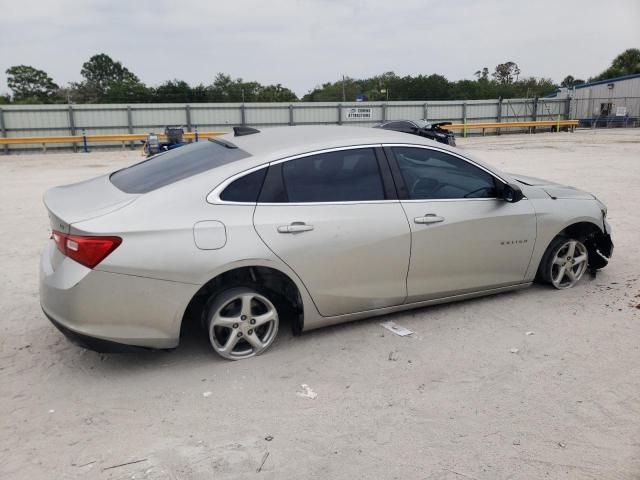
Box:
left=571, top=96, right=640, bottom=128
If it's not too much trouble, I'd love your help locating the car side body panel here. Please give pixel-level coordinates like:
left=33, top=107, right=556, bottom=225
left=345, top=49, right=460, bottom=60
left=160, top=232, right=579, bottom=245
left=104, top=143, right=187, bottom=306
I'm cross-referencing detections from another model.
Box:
left=400, top=198, right=537, bottom=302
left=254, top=201, right=411, bottom=316
left=39, top=126, right=612, bottom=348
left=522, top=196, right=608, bottom=281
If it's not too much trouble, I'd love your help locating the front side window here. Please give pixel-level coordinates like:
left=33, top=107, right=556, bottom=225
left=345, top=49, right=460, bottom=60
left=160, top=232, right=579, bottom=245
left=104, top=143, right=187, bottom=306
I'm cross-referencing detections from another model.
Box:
left=392, top=147, right=497, bottom=200
left=281, top=148, right=385, bottom=203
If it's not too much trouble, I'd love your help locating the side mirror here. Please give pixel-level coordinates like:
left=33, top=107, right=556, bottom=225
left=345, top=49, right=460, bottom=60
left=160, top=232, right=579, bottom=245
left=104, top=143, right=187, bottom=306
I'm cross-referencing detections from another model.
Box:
left=501, top=183, right=524, bottom=203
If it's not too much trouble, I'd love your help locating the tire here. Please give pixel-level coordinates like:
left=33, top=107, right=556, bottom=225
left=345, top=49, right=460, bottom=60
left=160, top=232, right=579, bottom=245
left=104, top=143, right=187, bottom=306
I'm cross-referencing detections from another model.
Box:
left=538, top=235, right=589, bottom=289
left=205, top=287, right=279, bottom=360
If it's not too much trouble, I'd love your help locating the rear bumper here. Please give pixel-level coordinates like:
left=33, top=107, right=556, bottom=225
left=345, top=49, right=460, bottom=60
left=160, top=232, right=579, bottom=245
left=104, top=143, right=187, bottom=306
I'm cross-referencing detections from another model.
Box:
left=43, top=310, right=153, bottom=353
left=39, top=241, right=198, bottom=350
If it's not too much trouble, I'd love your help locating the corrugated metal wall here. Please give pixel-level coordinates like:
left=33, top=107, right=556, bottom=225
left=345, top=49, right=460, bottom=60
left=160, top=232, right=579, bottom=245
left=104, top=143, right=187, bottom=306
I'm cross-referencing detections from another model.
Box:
left=572, top=96, right=640, bottom=121
left=573, top=77, right=640, bottom=100
left=0, top=97, right=573, bottom=151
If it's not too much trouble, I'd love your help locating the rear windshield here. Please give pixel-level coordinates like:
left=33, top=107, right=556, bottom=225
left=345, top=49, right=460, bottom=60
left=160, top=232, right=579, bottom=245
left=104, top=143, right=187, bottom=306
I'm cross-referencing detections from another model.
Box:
left=412, top=120, right=431, bottom=128
left=110, top=141, right=251, bottom=193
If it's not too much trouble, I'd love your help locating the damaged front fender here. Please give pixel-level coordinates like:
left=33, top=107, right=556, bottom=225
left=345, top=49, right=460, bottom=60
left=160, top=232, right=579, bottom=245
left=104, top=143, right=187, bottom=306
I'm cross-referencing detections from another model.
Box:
left=585, top=230, right=613, bottom=270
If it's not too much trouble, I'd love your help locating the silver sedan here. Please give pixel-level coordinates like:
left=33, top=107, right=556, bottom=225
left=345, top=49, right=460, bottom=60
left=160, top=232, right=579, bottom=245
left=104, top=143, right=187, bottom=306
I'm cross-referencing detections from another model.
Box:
left=40, top=126, right=613, bottom=360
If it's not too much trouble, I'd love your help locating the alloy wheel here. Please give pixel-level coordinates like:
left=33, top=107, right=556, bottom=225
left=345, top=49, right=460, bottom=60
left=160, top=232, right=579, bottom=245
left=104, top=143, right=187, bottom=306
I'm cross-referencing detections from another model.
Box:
left=208, top=290, right=279, bottom=360
left=550, top=240, right=588, bottom=289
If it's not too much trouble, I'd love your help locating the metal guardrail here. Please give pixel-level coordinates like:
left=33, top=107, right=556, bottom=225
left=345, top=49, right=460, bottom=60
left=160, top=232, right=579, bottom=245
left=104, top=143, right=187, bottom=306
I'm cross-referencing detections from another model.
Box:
left=445, top=119, right=579, bottom=136
left=0, top=120, right=578, bottom=151
left=0, top=131, right=225, bottom=151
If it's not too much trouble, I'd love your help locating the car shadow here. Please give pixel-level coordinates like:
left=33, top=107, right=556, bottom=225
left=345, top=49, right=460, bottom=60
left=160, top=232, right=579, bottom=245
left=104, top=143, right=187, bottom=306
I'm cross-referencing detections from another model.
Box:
left=65, top=285, right=550, bottom=376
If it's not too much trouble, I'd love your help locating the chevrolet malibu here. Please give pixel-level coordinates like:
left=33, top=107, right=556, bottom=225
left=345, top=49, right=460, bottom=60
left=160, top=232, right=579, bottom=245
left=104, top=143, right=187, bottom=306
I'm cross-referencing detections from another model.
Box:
left=40, top=126, right=613, bottom=360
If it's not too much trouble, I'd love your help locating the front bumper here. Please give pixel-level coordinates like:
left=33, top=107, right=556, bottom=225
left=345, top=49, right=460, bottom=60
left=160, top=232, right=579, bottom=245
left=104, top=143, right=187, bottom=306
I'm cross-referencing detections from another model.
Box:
left=39, top=241, right=198, bottom=351
left=587, top=231, right=613, bottom=270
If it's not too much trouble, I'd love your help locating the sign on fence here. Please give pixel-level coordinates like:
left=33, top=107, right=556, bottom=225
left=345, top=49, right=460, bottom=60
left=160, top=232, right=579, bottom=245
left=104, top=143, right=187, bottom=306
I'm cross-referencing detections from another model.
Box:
left=345, top=107, right=372, bottom=120
left=616, top=106, right=627, bottom=116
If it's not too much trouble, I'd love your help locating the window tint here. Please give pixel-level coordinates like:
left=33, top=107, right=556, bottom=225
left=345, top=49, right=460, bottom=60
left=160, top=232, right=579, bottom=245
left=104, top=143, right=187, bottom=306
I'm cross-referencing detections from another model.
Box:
left=110, top=141, right=251, bottom=194
left=220, top=168, right=267, bottom=202
left=392, top=147, right=497, bottom=199
left=282, top=148, right=385, bottom=203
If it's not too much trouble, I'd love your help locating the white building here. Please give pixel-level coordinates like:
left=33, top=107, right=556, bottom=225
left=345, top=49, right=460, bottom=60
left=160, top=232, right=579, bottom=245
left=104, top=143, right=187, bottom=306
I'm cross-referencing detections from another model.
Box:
left=547, top=74, right=640, bottom=124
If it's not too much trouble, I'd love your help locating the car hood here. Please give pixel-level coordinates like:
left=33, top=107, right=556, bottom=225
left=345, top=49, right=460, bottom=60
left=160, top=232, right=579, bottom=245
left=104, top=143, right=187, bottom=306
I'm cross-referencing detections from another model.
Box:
left=509, top=173, right=595, bottom=200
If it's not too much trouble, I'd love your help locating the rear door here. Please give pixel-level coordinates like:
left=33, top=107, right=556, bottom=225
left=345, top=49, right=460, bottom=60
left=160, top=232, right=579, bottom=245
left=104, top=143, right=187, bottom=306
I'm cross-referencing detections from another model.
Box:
left=253, top=146, right=411, bottom=317
left=386, top=145, right=536, bottom=302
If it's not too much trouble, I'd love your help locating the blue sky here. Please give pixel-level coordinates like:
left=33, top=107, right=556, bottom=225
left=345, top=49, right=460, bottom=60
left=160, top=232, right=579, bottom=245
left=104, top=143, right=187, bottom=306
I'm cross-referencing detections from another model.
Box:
left=1, top=0, right=638, bottom=96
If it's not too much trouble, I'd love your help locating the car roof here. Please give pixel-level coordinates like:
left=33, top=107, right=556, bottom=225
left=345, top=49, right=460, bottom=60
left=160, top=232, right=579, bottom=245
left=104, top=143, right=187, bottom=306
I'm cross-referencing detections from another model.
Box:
left=147, top=125, right=510, bottom=198
left=212, top=125, right=505, bottom=178
left=215, top=125, right=440, bottom=162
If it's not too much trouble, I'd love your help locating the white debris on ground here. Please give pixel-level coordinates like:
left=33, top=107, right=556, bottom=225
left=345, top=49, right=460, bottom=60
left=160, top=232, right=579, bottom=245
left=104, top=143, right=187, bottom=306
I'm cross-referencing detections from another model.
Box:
left=380, top=321, right=414, bottom=336
left=296, top=384, right=318, bottom=400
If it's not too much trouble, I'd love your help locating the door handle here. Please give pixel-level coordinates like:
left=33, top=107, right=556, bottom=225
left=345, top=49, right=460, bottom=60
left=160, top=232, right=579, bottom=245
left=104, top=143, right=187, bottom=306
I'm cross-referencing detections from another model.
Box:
left=414, top=214, right=445, bottom=224
left=277, top=222, right=314, bottom=233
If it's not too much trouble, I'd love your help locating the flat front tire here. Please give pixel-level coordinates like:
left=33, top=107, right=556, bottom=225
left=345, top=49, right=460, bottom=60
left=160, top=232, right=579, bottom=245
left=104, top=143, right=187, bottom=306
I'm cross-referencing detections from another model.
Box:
left=540, top=236, right=589, bottom=289
left=206, top=287, right=279, bottom=360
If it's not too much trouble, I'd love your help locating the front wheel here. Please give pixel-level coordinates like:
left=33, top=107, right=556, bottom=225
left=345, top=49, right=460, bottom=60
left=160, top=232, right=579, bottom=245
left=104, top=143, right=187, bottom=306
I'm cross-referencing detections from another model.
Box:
left=539, top=236, right=589, bottom=289
left=205, top=287, right=279, bottom=360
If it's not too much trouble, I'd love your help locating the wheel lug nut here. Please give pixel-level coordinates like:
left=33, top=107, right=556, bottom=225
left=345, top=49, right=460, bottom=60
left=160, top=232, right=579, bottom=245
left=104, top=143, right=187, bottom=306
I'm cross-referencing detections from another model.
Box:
left=233, top=323, right=239, bottom=329
left=237, top=332, right=243, bottom=338
left=250, top=319, right=256, bottom=325
left=241, top=315, right=247, bottom=321
left=248, top=329, right=253, bottom=335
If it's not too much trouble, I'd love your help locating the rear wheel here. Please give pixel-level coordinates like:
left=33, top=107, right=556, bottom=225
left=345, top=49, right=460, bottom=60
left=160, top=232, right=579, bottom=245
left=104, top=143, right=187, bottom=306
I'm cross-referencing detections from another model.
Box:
left=539, top=236, right=589, bottom=289
left=205, top=287, right=279, bottom=360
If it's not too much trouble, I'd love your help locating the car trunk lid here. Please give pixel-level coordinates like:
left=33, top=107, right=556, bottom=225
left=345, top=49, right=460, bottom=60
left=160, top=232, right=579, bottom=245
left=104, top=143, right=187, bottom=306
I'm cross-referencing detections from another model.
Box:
left=44, top=175, right=139, bottom=233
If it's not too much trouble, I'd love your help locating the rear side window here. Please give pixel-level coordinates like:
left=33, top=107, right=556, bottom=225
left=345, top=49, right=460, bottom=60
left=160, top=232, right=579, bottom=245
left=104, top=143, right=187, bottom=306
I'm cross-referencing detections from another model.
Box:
left=281, top=148, right=385, bottom=202
left=110, top=141, right=251, bottom=193
left=220, top=168, right=267, bottom=202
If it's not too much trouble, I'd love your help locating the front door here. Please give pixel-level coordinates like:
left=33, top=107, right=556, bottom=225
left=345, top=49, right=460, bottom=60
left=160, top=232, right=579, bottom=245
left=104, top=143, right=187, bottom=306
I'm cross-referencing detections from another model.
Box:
left=254, top=147, right=411, bottom=317
left=387, top=146, right=537, bottom=302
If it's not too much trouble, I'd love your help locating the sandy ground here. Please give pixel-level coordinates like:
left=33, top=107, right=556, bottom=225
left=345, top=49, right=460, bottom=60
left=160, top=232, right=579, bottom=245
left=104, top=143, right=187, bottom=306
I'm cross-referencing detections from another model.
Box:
left=1, top=129, right=639, bottom=480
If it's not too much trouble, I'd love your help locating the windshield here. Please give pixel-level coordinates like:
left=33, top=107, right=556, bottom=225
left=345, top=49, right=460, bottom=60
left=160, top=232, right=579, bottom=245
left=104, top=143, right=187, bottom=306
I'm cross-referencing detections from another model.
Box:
left=110, top=141, right=251, bottom=194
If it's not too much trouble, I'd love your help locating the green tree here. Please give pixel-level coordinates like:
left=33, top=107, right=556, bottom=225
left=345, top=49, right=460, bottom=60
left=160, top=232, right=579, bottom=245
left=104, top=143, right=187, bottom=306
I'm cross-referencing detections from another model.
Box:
left=153, top=80, right=195, bottom=103
left=206, top=74, right=298, bottom=102
left=492, top=62, right=521, bottom=84
left=5, top=65, right=59, bottom=102
left=474, top=68, right=490, bottom=81
left=207, top=74, right=255, bottom=102
left=511, top=77, right=556, bottom=97
left=405, top=74, right=451, bottom=100
left=73, top=53, right=150, bottom=102
left=594, top=48, right=640, bottom=80
left=255, top=84, right=298, bottom=102
left=560, top=75, right=585, bottom=88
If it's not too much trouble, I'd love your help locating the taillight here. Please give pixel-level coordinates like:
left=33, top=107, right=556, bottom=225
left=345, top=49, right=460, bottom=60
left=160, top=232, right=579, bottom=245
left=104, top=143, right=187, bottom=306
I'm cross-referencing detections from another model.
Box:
left=51, top=230, right=122, bottom=269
